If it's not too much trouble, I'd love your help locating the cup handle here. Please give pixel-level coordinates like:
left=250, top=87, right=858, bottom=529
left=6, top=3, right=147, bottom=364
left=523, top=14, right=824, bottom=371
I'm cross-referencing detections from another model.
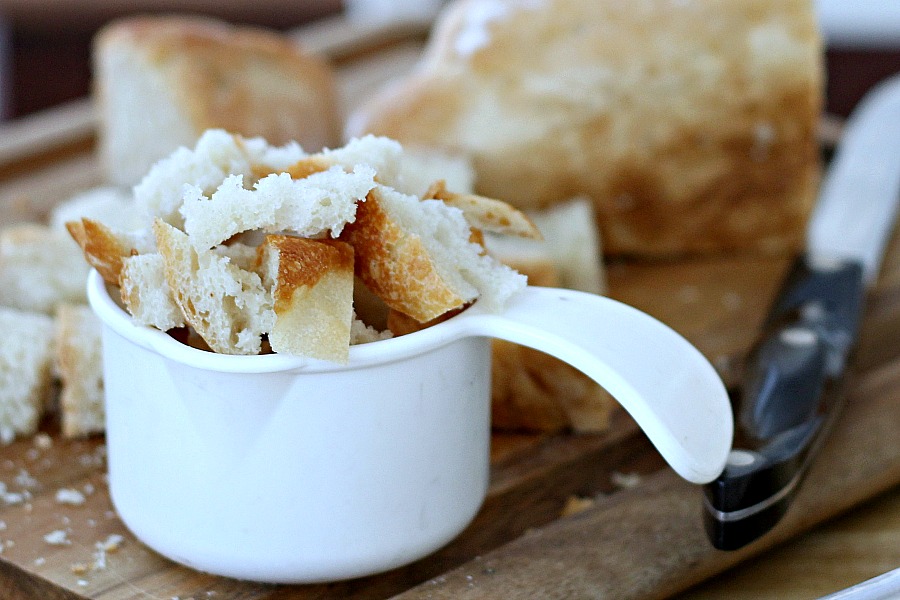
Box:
left=457, top=286, right=733, bottom=484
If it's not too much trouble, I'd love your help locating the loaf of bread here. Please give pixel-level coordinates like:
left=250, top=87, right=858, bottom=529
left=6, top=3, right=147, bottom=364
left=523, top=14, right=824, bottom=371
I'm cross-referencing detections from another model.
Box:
left=347, top=0, right=824, bottom=257
left=0, top=307, right=55, bottom=444
left=94, top=15, right=340, bottom=187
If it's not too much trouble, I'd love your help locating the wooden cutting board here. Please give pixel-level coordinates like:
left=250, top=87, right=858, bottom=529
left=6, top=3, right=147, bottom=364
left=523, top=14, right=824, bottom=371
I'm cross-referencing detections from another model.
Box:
left=0, top=14, right=897, bottom=600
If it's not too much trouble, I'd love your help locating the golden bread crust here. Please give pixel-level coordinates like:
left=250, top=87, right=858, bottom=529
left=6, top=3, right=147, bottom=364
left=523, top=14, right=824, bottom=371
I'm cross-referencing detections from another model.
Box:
left=350, top=0, right=823, bottom=257
left=342, top=189, right=467, bottom=322
left=66, top=218, right=131, bottom=284
left=423, top=180, right=542, bottom=239
left=260, top=235, right=355, bottom=363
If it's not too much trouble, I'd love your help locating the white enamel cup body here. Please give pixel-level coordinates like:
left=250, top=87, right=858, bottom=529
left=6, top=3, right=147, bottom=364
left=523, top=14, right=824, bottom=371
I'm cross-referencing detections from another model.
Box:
left=88, top=269, right=733, bottom=583
left=97, top=312, right=490, bottom=582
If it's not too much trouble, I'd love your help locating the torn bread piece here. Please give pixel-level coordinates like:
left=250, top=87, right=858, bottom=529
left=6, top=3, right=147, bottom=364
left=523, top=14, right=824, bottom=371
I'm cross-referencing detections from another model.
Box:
left=179, top=164, right=377, bottom=250
left=154, top=220, right=273, bottom=354
left=67, top=218, right=154, bottom=284
left=343, top=185, right=526, bottom=322
left=350, top=315, right=393, bottom=345
left=299, top=135, right=475, bottom=198
left=55, top=304, right=105, bottom=438
left=0, top=224, right=91, bottom=313
left=485, top=197, right=606, bottom=295
left=94, top=15, right=339, bottom=187
left=424, top=179, right=542, bottom=239
left=133, top=128, right=307, bottom=228
left=257, top=235, right=355, bottom=363
left=119, top=253, right=185, bottom=332
left=0, top=307, right=55, bottom=444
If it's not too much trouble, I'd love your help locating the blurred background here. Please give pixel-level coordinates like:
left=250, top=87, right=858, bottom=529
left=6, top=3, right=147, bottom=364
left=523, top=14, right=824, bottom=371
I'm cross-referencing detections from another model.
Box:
left=0, top=0, right=896, bottom=121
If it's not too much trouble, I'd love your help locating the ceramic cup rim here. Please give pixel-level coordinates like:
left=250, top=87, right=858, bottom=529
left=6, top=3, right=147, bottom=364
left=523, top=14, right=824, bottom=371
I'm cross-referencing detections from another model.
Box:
left=86, top=269, right=486, bottom=374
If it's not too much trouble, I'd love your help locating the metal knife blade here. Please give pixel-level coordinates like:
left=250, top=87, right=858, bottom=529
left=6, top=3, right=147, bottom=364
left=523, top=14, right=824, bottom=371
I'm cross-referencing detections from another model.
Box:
left=703, top=73, right=900, bottom=551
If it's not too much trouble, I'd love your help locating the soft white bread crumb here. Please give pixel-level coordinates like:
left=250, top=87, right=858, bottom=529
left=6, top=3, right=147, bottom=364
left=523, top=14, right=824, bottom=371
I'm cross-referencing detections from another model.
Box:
left=395, top=147, right=475, bottom=197
left=321, top=135, right=475, bottom=197
left=484, top=234, right=559, bottom=288
left=350, top=315, right=393, bottom=345
left=133, top=129, right=263, bottom=227
left=213, top=242, right=259, bottom=272
left=55, top=304, right=105, bottom=438
left=0, top=224, right=91, bottom=313
left=119, top=253, right=185, bottom=331
left=180, top=165, right=377, bottom=250
left=257, top=235, right=355, bottom=363
left=94, top=15, right=339, bottom=187
left=320, top=135, right=404, bottom=185
left=154, top=220, right=273, bottom=354
left=0, top=307, right=55, bottom=444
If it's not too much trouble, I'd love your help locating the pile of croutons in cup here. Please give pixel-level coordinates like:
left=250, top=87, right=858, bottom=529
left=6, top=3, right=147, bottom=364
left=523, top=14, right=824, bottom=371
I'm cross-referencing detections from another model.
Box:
left=70, top=130, right=542, bottom=363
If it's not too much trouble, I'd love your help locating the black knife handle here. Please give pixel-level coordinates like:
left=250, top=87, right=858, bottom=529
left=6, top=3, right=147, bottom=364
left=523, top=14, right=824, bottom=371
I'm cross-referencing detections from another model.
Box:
left=763, top=255, right=865, bottom=377
left=703, top=255, right=864, bottom=551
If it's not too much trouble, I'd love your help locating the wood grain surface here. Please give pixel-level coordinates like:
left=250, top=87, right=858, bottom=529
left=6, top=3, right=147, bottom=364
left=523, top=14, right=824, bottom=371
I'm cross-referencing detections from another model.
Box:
left=0, top=13, right=898, bottom=600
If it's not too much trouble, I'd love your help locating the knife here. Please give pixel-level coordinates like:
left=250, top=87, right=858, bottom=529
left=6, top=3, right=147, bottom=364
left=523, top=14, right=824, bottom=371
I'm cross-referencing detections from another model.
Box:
left=703, top=73, right=900, bottom=551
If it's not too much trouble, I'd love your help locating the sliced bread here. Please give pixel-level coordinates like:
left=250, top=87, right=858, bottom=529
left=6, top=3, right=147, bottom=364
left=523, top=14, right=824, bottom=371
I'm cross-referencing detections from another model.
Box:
left=55, top=304, right=105, bottom=438
left=0, top=224, right=91, bottom=313
left=0, top=307, right=55, bottom=444
left=94, top=15, right=340, bottom=187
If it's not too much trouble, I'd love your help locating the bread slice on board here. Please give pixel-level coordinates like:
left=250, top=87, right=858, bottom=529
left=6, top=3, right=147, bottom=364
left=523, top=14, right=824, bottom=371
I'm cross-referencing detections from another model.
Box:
left=348, top=0, right=823, bottom=257
left=94, top=15, right=340, bottom=187
left=0, top=307, right=55, bottom=444
left=55, top=304, right=104, bottom=439
left=0, top=224, right=91, bottom=314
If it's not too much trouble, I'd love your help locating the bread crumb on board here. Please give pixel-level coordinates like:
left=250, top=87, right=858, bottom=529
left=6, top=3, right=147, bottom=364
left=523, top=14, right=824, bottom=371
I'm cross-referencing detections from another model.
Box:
left=43, top=529, right=71, bottom=546
left=55, top=488, right=86, bottom=506
left=560, top=495, right=596, bottom=517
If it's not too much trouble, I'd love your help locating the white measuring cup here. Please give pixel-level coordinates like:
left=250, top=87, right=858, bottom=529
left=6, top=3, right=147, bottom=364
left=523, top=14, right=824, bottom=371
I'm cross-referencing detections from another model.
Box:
left=87, top=270, right=731, bottom=583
